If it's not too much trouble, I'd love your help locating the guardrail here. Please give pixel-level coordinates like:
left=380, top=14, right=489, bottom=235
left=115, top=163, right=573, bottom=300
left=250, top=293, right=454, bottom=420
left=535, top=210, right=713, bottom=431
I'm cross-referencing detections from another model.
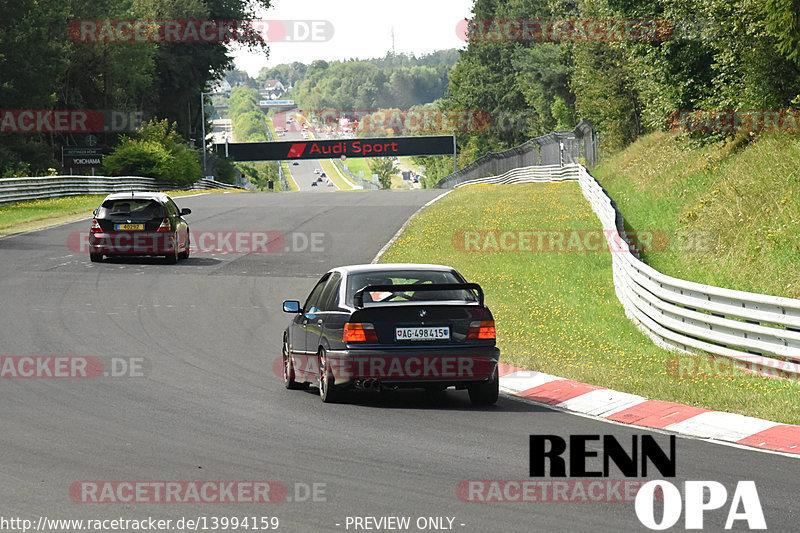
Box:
left=453, top=164, right=579, bottom=187
left=0, top=175, right=238, bottom=205
left=435, top=120, right=597, bottom=189
left=451, top=164, right=800, bottom=379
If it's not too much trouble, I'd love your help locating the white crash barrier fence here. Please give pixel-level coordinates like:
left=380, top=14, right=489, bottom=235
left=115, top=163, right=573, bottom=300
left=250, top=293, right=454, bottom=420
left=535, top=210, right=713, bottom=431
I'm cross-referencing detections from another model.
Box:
left=457, top=163, right=800, bottom=379
left=0, top=175, right=238, bottom=205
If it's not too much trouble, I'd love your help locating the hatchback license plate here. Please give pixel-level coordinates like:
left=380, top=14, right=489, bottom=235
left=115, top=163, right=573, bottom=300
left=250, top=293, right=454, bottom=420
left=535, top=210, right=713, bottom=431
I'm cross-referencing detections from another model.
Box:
left=396, top=326, right=450, bottom=341
left=115, top=224, right=144, bottom=230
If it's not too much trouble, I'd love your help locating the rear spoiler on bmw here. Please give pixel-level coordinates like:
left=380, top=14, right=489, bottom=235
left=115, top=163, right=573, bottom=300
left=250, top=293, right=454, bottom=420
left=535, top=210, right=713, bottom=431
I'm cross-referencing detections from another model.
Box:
left=353, top=283, right=484, bottom=309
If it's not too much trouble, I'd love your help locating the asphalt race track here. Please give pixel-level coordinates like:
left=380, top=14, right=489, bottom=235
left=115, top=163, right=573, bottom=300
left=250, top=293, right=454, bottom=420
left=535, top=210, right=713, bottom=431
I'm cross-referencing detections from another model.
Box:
left=0, top=190, right=797, bottom=532
left=282, top=121, right=334, bottom=191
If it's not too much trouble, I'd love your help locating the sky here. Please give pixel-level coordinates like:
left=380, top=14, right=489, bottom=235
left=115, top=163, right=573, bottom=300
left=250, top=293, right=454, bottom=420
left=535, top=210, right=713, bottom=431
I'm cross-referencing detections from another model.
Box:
left=230, top=0, right=475, bottom=77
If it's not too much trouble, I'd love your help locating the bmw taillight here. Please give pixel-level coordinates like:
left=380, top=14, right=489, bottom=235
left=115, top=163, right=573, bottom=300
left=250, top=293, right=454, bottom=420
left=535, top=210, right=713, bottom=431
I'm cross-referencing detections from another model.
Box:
left=343, top=323, right=378, bottom=342
left=467, top=320, right=496, bottom=340
left=90, top=219, right=102, bottom=233
left=156, top=218, right=171, bottom=232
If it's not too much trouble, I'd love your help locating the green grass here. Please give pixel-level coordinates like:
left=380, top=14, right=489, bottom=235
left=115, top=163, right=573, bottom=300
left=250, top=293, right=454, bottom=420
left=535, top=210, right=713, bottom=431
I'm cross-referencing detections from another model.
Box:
left=391, top=175, right=411, bottom=189
left=379, top=183, right=800, bottom=424
left=341, top=158, right=371, bottom=181
left=265, top=116, right=279, bottom=140
left=0, top=195, right=107, bottom=236
left=0, top=189, right=238, bottom=237
left=594, top=131, right=800, bottom=299
left=319, top=159, right=355, bottom=190
left=343, top=158, right=412, bottom=189
left=280, top=162, right=299, bottom=191
left=398, top=156, right=417, bottom=170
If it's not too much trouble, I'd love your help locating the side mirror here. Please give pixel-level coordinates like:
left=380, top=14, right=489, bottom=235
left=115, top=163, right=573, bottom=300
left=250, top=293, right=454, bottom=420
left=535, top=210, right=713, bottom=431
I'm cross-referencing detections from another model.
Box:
left=93, top=209, right=98, bottom=216
left=283, top=300, right=301, bottom=313
left=180, top=208, right=192, bottom=216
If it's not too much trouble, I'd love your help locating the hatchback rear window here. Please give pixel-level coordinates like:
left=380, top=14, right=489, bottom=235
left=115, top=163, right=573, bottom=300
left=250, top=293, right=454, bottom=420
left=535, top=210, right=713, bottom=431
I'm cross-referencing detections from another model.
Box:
left=97, top=199, right=164, bottom=219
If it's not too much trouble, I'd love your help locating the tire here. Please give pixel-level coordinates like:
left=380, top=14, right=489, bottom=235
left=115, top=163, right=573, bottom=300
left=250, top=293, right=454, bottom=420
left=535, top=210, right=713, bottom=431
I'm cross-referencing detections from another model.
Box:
left=468, top=367, right=499, bottom=406
left=89, top=253, right=103, bottom=263
left=283, top=337, right=304, bottom=390
left=318, top=348, right=341, bottom=403
left=164, top=246, right=179, bottom=264
left=178, top=234, right=190, bottom=260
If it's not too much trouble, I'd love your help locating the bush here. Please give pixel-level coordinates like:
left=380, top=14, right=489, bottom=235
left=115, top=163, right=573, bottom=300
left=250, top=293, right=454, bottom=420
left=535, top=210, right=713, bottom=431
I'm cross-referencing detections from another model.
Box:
left=213, top=157, right=237, bottom=185
left=104, top=119, right=201, bottom=185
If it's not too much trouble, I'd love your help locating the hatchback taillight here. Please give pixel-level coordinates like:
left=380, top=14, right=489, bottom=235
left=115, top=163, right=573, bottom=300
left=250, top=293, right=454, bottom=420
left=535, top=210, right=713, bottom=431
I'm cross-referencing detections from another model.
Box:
left=156, top=218, right=171, bottom=232
left=343, top=323, right=378, bottom=342
left=90, top=219, right=102, bottom=233
left=467, top=320, right=496, bottom=340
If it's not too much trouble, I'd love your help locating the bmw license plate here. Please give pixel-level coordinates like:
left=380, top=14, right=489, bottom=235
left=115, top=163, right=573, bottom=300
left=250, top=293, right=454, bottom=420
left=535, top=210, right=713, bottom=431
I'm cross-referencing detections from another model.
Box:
left=395, top=326, right=450, bottom=341
left=115, top=224, right=144, bottom=230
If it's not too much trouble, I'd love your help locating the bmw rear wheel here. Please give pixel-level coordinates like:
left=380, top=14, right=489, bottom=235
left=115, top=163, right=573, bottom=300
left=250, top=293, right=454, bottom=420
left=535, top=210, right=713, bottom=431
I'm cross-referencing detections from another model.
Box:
left=318, top=348, right=341, bottom=403
left=468, top=366, right=499, bottom=406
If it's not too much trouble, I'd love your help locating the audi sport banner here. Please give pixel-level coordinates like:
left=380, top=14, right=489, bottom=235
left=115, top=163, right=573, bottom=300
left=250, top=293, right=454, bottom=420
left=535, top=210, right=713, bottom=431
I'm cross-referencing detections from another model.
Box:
left=214, top=135, right=455, bottom=161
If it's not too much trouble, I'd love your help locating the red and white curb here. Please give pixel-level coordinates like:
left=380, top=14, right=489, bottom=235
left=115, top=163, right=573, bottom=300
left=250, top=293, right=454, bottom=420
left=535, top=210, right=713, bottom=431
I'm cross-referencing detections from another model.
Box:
left=498, top=363, right=800, bottom=457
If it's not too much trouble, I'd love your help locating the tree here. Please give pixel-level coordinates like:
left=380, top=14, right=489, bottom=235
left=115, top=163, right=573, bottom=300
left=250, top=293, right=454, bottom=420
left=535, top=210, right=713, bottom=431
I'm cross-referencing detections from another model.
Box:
left=0, top=0, right=276, bottom=176
left=368, top=158, right=397, bottom=189
left=764, top=0, right=800, bottom=65
left=238, top=161, right=280, bottom=190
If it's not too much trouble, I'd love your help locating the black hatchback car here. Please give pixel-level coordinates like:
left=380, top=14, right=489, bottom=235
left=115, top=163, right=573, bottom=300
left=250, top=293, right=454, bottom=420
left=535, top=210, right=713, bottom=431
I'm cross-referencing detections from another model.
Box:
left=282, top=264, right=500, bottom=405
left=88, top=192, right=191, bottom=263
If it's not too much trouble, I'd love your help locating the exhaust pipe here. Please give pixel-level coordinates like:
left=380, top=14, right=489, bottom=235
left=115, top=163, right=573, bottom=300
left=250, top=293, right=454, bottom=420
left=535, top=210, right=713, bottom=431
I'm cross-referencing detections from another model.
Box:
left=360, top=379, right=381, bottom=392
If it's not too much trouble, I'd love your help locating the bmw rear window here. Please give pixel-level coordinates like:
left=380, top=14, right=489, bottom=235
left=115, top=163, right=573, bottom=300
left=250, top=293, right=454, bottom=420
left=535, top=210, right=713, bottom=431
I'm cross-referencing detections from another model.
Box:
left=346, top=270, right=478, bottom=305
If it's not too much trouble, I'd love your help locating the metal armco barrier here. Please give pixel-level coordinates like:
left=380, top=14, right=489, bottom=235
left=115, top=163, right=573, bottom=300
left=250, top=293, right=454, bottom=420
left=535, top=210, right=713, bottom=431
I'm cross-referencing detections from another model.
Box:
left=453, top=164, right=578, bottom=187
left=446, top=163, right=800, bottom=379
left=0, top=175, right=238, bottom=205
left=435, top=120, right=597, bottom=189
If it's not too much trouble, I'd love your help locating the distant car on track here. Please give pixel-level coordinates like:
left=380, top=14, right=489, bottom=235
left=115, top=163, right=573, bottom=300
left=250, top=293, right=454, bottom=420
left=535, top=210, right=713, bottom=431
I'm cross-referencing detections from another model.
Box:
left=88, top=192, right=191, bottom=264
left=311, top=181, right=318, bottom=187
left=281, top=264, right=500, bottom=405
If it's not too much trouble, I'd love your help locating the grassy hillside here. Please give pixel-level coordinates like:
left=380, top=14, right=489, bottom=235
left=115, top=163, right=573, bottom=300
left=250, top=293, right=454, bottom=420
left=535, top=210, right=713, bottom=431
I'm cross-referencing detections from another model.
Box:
left=593, top=132, right=800, bottom=299
left=380, top=184, right=799, bottom=424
